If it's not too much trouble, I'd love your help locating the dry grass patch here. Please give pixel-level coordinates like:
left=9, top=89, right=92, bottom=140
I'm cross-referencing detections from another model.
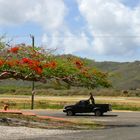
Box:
left=0, top=95, right=140, bottom=111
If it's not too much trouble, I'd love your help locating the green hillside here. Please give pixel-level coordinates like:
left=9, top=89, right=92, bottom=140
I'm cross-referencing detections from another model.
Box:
left=86, top=60, right=140, bottom=90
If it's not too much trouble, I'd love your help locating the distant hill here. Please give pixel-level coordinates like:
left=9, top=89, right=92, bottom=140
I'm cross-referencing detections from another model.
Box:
left=0, top=54, right=140, bottom=90
left=91, top=61, right=140, bottom=90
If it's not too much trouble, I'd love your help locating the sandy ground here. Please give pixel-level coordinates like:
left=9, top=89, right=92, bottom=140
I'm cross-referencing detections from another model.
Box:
left=0, top=126, right=80, bottom=140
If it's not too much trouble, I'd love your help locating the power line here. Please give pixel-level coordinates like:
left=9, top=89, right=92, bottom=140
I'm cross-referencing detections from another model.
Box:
left=2, top=34, right=140, bottom=39
left=3, top=35, right=31, bottom=38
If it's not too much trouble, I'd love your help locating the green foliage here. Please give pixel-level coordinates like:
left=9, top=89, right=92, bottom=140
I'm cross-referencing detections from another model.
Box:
left=0, top=42, right=111, bottom=89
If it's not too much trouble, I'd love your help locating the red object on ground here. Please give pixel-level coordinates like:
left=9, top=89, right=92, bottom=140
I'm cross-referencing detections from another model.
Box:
left=0, top=110, right=22, bottom=114
left=0, top=110, right=68, bottom=122
left=3, top=104, right=9, bottom=111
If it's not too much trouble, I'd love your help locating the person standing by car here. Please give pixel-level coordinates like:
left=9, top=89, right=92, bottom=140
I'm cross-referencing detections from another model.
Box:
left=89, top=92, right=95, bottom=104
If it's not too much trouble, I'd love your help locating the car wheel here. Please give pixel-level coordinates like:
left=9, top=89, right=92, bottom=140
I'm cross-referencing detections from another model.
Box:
left=67, top=110, right=74, bottom=116
left=95, top=110, right=102, bottom=116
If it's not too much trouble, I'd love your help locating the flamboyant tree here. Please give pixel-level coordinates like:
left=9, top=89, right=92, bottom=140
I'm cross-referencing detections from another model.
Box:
left=0, top=42, right=111, bottom=89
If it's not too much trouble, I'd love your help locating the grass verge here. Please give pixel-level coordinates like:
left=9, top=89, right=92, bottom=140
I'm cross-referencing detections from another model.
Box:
left=0, top=113, right=101, bottom=130
left=0, top=95, right=140, bottom=111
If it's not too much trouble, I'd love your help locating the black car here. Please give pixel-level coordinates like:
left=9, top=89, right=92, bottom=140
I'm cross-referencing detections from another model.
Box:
left=63, top=100, right=112, bottom=116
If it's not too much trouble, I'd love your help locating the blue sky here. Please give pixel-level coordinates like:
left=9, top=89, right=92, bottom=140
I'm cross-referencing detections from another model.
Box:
left=0, top=0, right=140, bottom=62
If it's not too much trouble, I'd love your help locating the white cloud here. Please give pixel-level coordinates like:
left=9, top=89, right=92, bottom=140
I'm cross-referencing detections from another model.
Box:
left=0, top=0, right=32, bottom=25
left=41, top=30, right=90, bottom=54
left=0, top=0, right=67, bottom=30
left=1, top=0, right=140, bottom=61
left=77, top=0, right=140, bottom=56
left=62, top=31, right=89, bottom=54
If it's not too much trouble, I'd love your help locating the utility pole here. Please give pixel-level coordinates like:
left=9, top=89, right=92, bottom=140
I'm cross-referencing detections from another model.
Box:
left=30, top=35, right=35, bottom=110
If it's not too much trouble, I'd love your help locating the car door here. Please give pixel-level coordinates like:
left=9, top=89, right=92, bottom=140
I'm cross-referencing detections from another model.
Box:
left=83, top=101, right=93, bottom=113
left=74, top=101, right=86, bottom=113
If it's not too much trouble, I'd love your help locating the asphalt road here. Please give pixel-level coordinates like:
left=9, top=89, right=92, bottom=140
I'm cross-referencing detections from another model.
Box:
left=24, top=110, right=140, bottom=140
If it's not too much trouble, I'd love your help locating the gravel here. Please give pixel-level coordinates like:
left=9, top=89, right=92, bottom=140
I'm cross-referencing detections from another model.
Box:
left=0, top=126, right=80, bottom=140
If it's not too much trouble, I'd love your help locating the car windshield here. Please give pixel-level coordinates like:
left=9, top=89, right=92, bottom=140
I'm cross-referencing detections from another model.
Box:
left=75, top=100, right=90, bottom=106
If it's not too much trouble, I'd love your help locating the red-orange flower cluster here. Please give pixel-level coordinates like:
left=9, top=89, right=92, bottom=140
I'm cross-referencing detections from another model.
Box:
left=6, top=60, right=19, bottom=67
left=22, top=58, right=31, bottom=64
left=81, top=68, right=91, bottom=78
left=21, top=58, right=43, bottom=74
left=43, top=61, right=57, bottom=69
left=75, top=60, right=83, bottom=69
left=9, top=47, right=19, bottom=53
left=0, top=59, right=4, bottom=67
left=49, top=61, right=57, bottom=69
left=33, top=67, right=43, bottom=74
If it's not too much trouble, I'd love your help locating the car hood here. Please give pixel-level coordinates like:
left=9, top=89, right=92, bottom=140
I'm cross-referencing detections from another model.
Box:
left=64, top=105, right=74, bottom=109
